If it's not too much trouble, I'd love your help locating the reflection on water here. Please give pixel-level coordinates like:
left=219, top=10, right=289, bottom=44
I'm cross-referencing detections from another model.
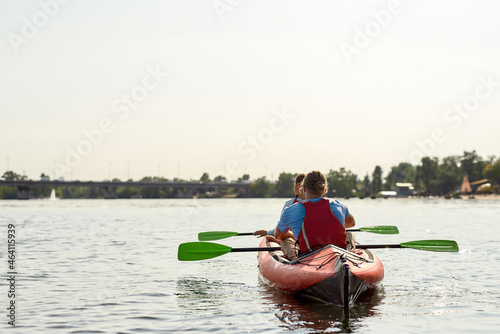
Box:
left=260, top=281, right=384, bottom=333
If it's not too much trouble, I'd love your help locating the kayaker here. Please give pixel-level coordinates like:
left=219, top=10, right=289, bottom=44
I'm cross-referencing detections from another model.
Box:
left=278, top=172, right=306, bottom=214
left=273, top=170, right=356, bottom=260
left=253, top=173, right=305, bottom=260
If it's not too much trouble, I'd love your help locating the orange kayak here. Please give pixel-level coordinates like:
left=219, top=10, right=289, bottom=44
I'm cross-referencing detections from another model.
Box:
left=257, top=238, right=384, bottom=307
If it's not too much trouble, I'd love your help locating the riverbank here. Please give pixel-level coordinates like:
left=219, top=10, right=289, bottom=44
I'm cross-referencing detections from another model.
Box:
left=450, top=193, right=500, bottom=199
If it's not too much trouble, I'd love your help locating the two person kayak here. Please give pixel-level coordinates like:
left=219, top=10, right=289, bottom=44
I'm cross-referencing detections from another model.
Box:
left=257, top=238, right=384, bottom=308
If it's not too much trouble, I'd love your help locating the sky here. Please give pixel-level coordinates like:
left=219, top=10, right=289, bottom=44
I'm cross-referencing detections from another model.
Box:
left=1, top=0, right=499, bottom=182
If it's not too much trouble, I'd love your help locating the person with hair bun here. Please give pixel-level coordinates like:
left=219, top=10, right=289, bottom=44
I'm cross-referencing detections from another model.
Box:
left=273, top=170, right=356, bottom=260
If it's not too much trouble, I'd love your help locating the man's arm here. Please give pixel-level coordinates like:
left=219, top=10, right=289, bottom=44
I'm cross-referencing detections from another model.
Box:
left=274, top=225, right=286, bottom=239
left=253, top=228, right=276, bottom=237
left=253, top=230, right=267, bottom=237
left=345, top=213, right=355, bottom=228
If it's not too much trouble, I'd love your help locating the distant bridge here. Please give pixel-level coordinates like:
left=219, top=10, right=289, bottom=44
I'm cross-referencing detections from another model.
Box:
left=0, top=180, right=251, bottom=199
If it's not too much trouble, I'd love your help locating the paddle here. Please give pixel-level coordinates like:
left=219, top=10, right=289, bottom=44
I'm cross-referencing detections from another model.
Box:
left=198, top=225, right=399, bottom=241
left=178, top=242, right=281, bottom=261
left=346, top=225, right=399, bottom=234
left=198, top=231, right=254, bottom=241
left=357, top=239, right=459, bottom=252
left=178, top=239, right=459, bottom=261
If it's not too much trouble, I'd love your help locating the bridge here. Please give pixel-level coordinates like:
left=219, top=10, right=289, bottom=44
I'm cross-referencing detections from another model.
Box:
left=0, top=180, right=251, bottom=199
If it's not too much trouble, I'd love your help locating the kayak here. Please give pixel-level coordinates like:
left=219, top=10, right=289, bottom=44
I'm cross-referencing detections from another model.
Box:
left=257, top=238, right=384, bottom=308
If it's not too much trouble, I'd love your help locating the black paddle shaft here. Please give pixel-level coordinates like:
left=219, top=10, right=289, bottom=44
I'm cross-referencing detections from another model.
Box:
left=231, top=247, right=281, bottom=252
left=231, top=245, right=402, bottom=252
left=357, top=244, right=402, bottom=249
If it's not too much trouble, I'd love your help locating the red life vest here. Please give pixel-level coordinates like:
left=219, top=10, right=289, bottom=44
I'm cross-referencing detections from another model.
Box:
left=298, top=198, right=347, bottom=253
left=292, top=196, right=299, bottom=204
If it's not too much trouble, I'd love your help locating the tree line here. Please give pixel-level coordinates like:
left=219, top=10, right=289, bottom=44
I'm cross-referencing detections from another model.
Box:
left=251, top=151, right=499, bottom=198
left=1, top=150, right=499, bottom=199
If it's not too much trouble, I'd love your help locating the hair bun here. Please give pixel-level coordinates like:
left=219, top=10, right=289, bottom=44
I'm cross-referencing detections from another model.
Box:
left=303, top=170, right=327, bottom=195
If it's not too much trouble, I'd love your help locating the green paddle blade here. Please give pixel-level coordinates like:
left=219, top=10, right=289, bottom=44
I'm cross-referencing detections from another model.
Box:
left=358, top=225, right=399, bottom=234
left=400, top=239, right=459, bottom=252
left=178, top=242, right=232, bottom=261
left=198, top=231, right=239, bottom=241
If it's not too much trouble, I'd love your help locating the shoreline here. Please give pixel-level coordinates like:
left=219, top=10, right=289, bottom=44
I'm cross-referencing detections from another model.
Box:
left=396, top=194, right=500, bottom=200
left=442, top=194, right=500, bottom=200
left=1, top=194, right=499, bottom=200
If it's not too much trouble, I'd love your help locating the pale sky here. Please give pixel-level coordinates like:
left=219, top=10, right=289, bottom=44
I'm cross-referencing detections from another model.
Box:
left=1, top=0, right=499, bottom=181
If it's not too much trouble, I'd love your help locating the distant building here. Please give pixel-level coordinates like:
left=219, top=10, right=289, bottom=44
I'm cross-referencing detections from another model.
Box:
left=395, top=183, right=414, bottom=197
left=380, top=191, right=397, bottom=198
left=470, top=178, right=489, bottom=192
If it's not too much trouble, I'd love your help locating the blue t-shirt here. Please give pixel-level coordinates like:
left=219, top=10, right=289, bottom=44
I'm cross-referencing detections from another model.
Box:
left=267, top=197, right=303, bottom=236
left=280, top=196, right=303, bottom=214
left=277, top=198, right=349, bottom=239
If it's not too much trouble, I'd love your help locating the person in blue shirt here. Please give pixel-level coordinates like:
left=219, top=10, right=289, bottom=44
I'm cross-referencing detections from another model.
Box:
left=278, top=172, right=306, bottom=214
left=253, top=173, right=305, bottom=259
left=274, top=170, right=356, bottom=260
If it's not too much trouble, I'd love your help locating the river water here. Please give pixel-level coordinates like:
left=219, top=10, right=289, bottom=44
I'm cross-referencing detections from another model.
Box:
left=1, top=197, right=499, bottom=333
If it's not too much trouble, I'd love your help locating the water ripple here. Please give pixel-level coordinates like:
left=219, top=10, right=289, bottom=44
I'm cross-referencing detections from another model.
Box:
left=2, top=198, right=499, bottom=333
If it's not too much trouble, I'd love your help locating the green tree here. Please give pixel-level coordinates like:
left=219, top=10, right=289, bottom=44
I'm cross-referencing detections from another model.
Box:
left=61, top=186, right=94, bottom=199
left=326, top=168, right=357, bottom=197
left=2, top=171, right=25, bottom=180
left=419, top=157, right=439, bottom=193
left=199, top=173, right=211, bottom=183
left=248, top=177, right=274, bottom=197
left=24, top=172, right=52, bottom=198
left=371, top=166, right=383, bottom=194
left=237, top=174, right=250, bottom=182
left=0, top=171, right=28, bottom=198
left=437, top=156, right=461, bottom=194
left=483, top=160, right=500, bottom=191
left=460, top=150, right=487, bottom=182
left=137, top=176, right=165, bottom=198
left=275, top=172, right=295, bottom=197
left=117, top=186, right=142, bottom=199
left=0, top=186, right=18, bottom=199
left=213, top=175, right=227, bottom=182
left=384, top=163, right=415, bottom=190
left=363, top=174, right=371, bottom=197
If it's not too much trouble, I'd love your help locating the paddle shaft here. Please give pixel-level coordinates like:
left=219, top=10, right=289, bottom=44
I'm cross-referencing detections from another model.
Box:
left=232, top=245, right=401, bottom=252
left=231, top=247, right=281, bottom=252
left=357, top=244, right=401, bottom=249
